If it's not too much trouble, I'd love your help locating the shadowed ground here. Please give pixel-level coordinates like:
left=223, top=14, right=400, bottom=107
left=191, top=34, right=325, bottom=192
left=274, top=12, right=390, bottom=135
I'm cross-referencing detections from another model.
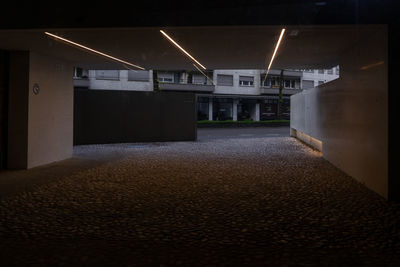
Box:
left=0, top=128, right=399, bottom=266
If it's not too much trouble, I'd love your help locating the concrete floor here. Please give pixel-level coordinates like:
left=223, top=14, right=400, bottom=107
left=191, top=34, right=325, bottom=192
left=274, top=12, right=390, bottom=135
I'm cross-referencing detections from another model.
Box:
left=0, top=127, right=399, bottom=266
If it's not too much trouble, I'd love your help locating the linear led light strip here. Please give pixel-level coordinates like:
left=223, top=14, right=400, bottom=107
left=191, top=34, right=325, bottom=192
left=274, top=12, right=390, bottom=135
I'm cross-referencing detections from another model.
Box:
left=192, top=63, right=214, bottom=85
left=160, top=30, right=206, bottom=70
left=44, top=32, right=145, bottom=70
left=263, top=28, right=286, bottom=84
left=360, top=61, right=384, bottom=70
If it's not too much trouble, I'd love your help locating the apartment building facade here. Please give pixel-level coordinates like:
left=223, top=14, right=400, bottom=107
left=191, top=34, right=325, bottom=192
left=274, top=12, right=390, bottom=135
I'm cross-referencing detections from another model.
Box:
left=74, top=67, right=339, bottom=121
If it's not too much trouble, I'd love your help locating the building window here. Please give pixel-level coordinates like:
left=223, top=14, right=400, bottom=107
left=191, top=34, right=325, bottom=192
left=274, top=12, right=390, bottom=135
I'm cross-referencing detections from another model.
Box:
left=157, top=72, right=174, bottom=83
left=95, top=70, right=119, bottom=80
left=159, top=77, right=173, bottom=82
left=318, top=69, right=324, bottom=74
left=261, top=77, right=271, bottom=87
left=284, top=79, right=296, bottom=89
left=261, top=75, right=280, bottom=87
left=197, top=97, right=209, bottom=121
left=213, top=98, right=233, bottom=121
left=128, top=70, right=150, bottom=82
left=318, top=81, right=324, bottom=85
left=335, top=67, right=340, bottom=75
left=193, top=73, right=207, bottom=85
left=74, top=67, right=83, bottom=78
left=327, top=68, right=333, bottom=75
left=302, top=80, right=314, bottom=89
left=217, top=74, right=233, bottom=86
left=304, top=69, right=314, bottom=73
left=239, top=76, right=254, bottom=86
left=270, top=76, right=280, bottom=87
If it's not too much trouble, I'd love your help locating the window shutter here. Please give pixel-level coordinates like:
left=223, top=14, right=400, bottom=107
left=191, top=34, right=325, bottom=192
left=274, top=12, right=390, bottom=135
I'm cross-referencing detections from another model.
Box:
left=95, top=70, right=119, bottom=80
left=239, top=76, right=254, bottom=82
left=302, top=80, right=314, bottom=89
left=128, top=70, right=149, bottom=81
left=217, top=74, right=233, bottom=86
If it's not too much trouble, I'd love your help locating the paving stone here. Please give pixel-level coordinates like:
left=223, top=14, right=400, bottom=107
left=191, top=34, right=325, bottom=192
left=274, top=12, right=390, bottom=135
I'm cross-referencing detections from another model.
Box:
left=0, top=137, right=399, bottom=266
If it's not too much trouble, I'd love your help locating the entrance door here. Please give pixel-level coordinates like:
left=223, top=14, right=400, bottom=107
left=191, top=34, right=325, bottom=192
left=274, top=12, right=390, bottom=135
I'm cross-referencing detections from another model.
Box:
left=0, top=51, right=8, bottom=169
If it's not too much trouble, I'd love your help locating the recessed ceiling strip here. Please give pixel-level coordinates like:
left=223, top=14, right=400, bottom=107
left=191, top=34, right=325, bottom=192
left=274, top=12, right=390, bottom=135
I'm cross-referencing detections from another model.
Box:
left=263, top=28, right=286, bottom=84
left=44, top=32, right=145, bottom=70
left=160, top=30, right=206, bottom=70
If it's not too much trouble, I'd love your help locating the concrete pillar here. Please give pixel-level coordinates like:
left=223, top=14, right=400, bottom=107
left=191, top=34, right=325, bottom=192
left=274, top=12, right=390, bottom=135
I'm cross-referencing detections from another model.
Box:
left=255, top=103, right=260, bottom=121
left=233, top=99, right=238, bottom=121
left=120, top=70, right=128, bottom=82
left=250, top=102, right=260, bottom=121
left=208, top=98, right=213, bottom=121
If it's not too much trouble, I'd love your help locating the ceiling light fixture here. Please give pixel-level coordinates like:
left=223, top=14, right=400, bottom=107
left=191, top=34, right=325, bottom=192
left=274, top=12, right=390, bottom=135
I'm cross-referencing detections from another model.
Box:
left=160, top=30, right=206, bottom=70
left=192, top=63, right=214, bottom=85
left=44, top=32, right=145, bottom=70
left=263, top=28, right=286, bottom=84
left=360, top=61, right=384, bottom=70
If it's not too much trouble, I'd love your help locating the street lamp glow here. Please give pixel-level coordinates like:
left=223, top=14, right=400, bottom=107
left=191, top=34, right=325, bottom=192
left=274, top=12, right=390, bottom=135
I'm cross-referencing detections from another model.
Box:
left=160, top=30, right=207, bottom=70
left=44, top=32, right=145, bottom=70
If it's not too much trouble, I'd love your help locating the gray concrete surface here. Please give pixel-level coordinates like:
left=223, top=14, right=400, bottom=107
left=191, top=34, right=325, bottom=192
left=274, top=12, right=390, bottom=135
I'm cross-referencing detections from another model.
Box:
left=0, top=128, right=399, bottom=266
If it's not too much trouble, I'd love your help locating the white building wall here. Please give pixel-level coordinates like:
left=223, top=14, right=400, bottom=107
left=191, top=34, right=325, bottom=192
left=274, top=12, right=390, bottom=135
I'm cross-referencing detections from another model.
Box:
left=27, top=52, right=74, bottom=168
left=213, top=69, right=261, bottom=95
left=290, top=26, right=388, bottom=199
left=88, top=70, right=153, bottom=91
left=302, top=67, right=340, bottom=88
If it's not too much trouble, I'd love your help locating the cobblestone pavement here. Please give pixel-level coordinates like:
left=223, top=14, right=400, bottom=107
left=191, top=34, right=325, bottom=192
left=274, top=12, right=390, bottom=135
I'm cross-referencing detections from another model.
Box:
left=0, top=137, right=399, bottom=266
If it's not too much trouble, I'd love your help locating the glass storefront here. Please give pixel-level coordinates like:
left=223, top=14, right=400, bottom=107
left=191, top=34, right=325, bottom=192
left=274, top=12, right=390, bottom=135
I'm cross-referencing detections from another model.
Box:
left=238, top=99, right=256, bottom=121
left=213, top=98, right=233, bottom=121
left=197, top=97, right=209, bottom=121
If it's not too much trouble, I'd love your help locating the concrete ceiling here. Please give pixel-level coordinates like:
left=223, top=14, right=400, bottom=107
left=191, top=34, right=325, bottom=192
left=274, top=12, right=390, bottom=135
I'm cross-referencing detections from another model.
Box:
left=0, top=25, right=381, bottom=70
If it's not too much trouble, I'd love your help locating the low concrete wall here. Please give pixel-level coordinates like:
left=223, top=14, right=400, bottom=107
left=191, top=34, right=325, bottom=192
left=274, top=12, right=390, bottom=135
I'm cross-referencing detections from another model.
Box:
left=74, top=89, right=196, bottom=145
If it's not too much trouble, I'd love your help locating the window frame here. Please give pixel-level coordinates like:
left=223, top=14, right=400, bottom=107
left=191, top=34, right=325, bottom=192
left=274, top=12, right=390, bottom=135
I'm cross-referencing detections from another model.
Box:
left=239, top=76, right=254, bottom=87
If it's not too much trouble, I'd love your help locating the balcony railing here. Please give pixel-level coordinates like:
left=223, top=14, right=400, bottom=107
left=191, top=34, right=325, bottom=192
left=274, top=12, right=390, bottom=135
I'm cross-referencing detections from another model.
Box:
left=260, top=69, right=303, bottom=77
left=73, top=78, right=90, bottom=88
left=159, top=81, right=215, bottom=93
left=260, top=86, right=302, bottom=95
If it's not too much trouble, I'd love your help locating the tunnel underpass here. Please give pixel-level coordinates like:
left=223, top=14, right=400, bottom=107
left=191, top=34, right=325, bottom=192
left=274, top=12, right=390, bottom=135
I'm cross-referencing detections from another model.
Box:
left=0, top=1, right=398, bottom=264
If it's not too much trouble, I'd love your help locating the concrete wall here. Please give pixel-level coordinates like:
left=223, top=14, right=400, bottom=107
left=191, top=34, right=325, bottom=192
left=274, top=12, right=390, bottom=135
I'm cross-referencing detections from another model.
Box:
left=88, top=70, right=153, bottom=91
left=74, top=89, right=196, bottom=144
left=291, top=26, right=388, bottom=199
left=27, top=52, right=74, bottom=168
left=7, top=51, right=74, bottom=169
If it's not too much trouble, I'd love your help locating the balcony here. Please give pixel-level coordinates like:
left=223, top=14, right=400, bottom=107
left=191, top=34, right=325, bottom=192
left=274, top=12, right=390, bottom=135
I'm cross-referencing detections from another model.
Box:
left=262, top=69, right=303, bottom=77
left=73, top=78, right=90, bottom=88
left=260, top=86, right=302, bottom=95
left=159, top=82, right=215, bottom=93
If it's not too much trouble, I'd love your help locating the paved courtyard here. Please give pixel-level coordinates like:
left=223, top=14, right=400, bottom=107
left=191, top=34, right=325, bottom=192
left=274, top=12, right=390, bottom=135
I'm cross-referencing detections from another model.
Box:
left=0, top=128, right=399, bottom=266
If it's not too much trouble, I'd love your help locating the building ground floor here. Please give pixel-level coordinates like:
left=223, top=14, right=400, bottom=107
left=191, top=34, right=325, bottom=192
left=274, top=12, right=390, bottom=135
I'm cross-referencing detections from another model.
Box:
left=197, top=94, right=290, bottom=121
